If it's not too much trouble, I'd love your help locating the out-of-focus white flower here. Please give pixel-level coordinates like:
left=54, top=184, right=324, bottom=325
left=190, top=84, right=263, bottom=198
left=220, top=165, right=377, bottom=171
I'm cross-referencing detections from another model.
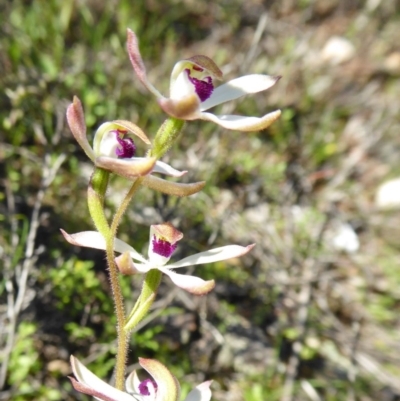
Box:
left=375, top=178, right=400, bottom=210
left=321, top=36, right=355, bottom=65
left=331, top=223, right=359, bottom=254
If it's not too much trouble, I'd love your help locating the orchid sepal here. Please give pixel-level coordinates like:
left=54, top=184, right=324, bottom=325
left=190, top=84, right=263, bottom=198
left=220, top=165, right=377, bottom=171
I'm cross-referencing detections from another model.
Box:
left=95, top=156, right=157, bottom=178
left=69, top=356, right=136, bottom=401
left=138, top=358, right=180, bottom=401
left=142, top=176, right=206, bottom=197
left=66, top=96, right=95, bottom=161
left=199, top=110, right=282, bottom=131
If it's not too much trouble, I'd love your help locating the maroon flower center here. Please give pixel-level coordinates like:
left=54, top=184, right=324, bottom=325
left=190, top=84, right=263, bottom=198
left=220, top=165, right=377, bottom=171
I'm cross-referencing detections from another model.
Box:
left=114, top=130, right=136, bottom=158
left=152, top=236, right=177, bottom=258
left=185, top=69, right=214, bottom=102
left=138, top=379, right=157, bottom=396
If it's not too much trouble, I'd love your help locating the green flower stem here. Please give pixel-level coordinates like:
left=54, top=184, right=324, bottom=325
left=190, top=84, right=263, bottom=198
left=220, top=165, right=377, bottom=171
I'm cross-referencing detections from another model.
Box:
left=110, top=177, right=144, bottom=237
left=87, top=167, right=127, bottom=390
left=105, top=246, right=127, bottom=390
left=151, top=117, right=185, bottom=158
left=125, top=269, right=162, bottom=332
left=88, top=168, right=111, bottom=237
left=108, top=176, right=145, bottom=389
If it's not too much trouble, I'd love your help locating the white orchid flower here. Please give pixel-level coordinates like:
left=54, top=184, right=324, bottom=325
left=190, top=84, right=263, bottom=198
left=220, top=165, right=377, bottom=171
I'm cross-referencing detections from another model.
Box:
left=67, top=96, right=205, bottom=196
left=127, top=29, right=281, bottom=131
left=61, top=222, right=255, bottom=295
left=70, top=355, right=212, bottom=401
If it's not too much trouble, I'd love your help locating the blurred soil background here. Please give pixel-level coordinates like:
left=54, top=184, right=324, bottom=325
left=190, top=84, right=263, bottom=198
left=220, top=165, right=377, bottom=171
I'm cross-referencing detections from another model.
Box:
left=1, top=0, right=400, bottom=400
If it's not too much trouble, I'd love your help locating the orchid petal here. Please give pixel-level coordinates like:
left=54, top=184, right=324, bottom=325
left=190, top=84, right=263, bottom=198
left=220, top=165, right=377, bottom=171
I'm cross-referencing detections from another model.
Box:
left=199, top=110, right=281, bottom=132
left=170, top=57, right=222, bottom=89
left=60, top=230, right=147, bottom=263
left=152, top=161, right=187, bottom=177
left=138, top=358, right=180, bottom=401
left=170, top=66, right=197, bottom=101
left=142, top=175, right=206, bottom=197
left=125, top=370, right=141, bottom=395
left=70, top=356, right=137, bottom=401
left=159, top=268, right=215, bottom=295
left=200, top=75, right=281, bottom=111
left=127, top=29, right=164, bottom=99
left=147, top=223, right=183, bottom=265
left=167, top=244, right=255, bottom=269
left=112, top=120, right=151, bottom=145
left=184, top=381, right=213, bottom=401
left=95, top=156, right=157, bottom=178
left=115, top=252, right=151, bottom=274
left=66, top=97, right=95, bottom=161
left=93, top=121, right=150, bottom=156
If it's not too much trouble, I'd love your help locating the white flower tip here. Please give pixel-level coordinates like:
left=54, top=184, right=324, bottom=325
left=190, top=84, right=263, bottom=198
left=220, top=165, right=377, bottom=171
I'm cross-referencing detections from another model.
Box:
left=152, top=161, right=188, bottom=177
left=60, top=229, right=77, bottom=245
left=196, top=380, right=213, bottom=393
left=230, top=243, right=255, bottom=258
left=246, top=243, right=256, bottom=252
left=177, top=170, right=188, bottom=177
left=161, top=268, right=216, bottom=295
left=190, top=279, right=215, bottom=295
left=69, top=355, right=85, bottom=382
left=185, top=380, right=213, bottom=401
left=257, top=109, right=281, bottom=131
left=70, top=354, right=77, bottom=368
left=200, top=109, right=281, bottom=132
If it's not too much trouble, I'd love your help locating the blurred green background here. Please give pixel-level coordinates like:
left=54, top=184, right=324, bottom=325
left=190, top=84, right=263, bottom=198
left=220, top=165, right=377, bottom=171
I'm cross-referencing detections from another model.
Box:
left=1, top=0, right=400, bottom=400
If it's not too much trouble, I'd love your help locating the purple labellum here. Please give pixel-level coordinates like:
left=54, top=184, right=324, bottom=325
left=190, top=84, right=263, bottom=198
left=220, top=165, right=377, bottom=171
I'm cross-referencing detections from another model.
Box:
left=114, top=131, right=136, bottom=158
left=152, top=236, right=177, bottom=258
left=186, top=69, right=214, bottom=102
left=138, top=379, right=158, bottom=396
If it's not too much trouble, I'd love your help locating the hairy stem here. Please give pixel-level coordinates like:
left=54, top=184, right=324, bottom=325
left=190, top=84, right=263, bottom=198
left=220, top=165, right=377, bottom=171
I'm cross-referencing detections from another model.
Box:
left=88, top=167, right=128, bottom=389
left=109, top=177, right=144, bottom=388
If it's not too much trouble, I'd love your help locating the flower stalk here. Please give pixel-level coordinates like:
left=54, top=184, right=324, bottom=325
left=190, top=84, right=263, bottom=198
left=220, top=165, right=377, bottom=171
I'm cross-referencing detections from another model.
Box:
left=87, top=167, right=129, bottom=389
left=151, top=117, right=185, bottom=159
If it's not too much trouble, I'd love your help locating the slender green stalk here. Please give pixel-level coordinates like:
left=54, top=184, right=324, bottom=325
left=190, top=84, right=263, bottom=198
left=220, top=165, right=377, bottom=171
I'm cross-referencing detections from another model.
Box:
left=88, top=167, right=127, bottom=390
left=125, top=269, right=162, bottom=331
left=105, top=245, right=127, bottom=390
left=151, top=117, right=185, bottom=158
left=88, top=168, right=111, bottom=237
left=110, top=177, right=144, bottom=236
left=107, top=177, right=144, bottom=388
